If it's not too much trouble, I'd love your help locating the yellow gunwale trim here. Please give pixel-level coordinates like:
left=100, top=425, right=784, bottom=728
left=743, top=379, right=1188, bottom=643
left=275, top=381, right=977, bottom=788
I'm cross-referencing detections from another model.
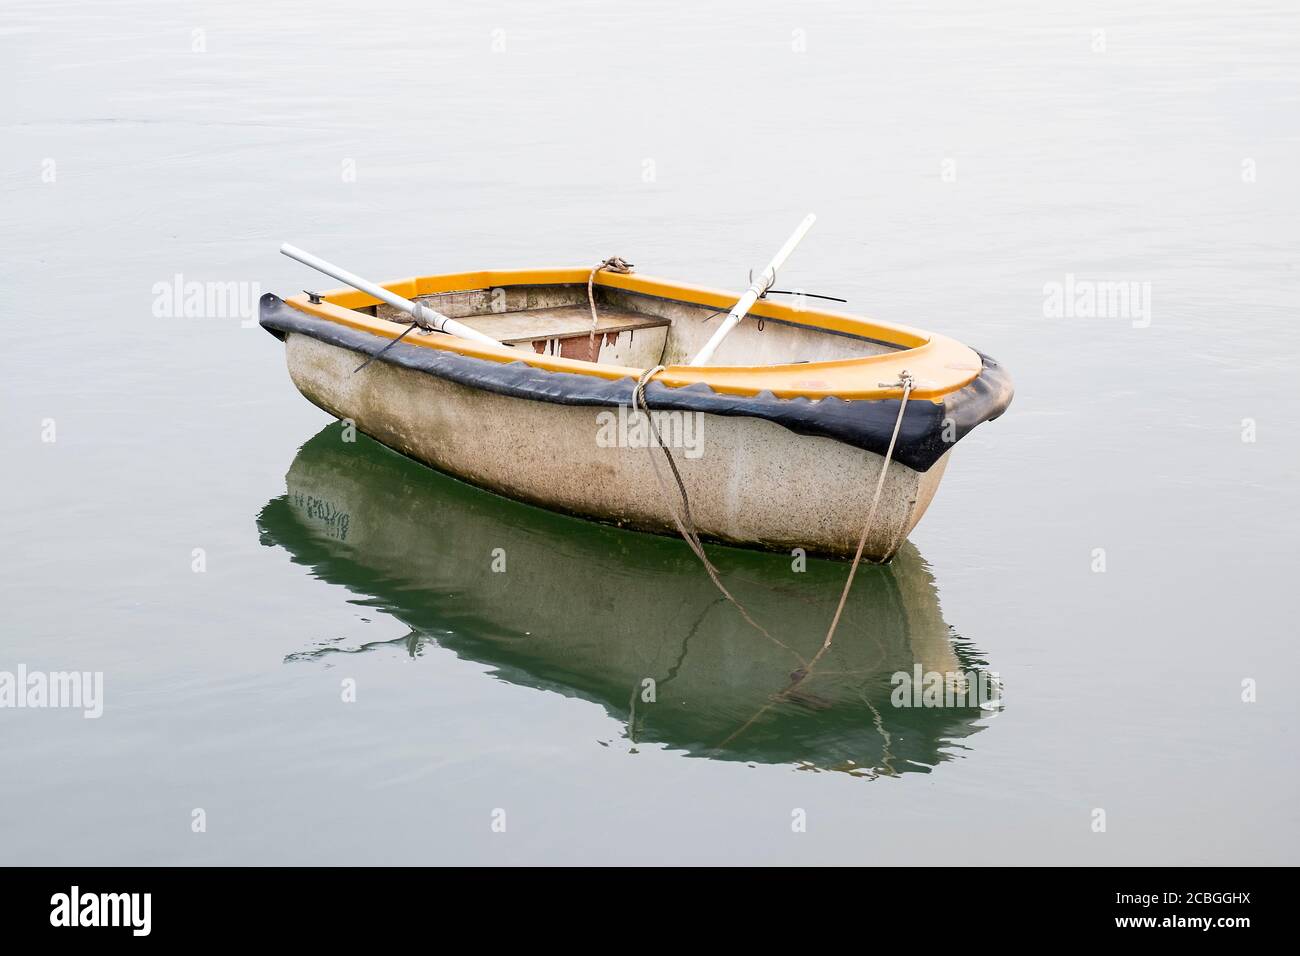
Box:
left=282, top=268, right=984, bottom=401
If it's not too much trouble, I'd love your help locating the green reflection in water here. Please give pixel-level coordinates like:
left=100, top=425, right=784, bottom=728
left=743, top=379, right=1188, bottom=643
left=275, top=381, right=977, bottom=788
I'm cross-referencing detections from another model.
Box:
left=257, top=425, right=997, bottom=778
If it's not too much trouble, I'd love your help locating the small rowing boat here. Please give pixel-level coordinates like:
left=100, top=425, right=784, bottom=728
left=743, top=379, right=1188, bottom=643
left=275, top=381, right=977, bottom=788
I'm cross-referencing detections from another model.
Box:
left=260, top=220, right=1012, bottom=560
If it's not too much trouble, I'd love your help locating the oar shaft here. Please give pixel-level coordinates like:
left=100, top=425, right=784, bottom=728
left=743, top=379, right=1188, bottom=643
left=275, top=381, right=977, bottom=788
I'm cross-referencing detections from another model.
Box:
left=279, top=243, right=502, bottom=349
left=689, top=213, right=816, bottom=366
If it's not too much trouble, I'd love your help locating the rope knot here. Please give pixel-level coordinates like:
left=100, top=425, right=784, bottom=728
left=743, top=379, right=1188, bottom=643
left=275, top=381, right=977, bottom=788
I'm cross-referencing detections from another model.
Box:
left=597, top=256, right=634, bottom=275
left=587, top=256, right=635, bottom=353
left=878, top=369, right=916, bottom=392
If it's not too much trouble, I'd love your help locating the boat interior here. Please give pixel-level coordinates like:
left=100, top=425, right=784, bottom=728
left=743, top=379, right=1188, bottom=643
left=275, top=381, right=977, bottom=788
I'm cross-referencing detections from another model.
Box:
left=360, top=281, right=905, bottom=370
left=283, top=269, right=988, bottom=400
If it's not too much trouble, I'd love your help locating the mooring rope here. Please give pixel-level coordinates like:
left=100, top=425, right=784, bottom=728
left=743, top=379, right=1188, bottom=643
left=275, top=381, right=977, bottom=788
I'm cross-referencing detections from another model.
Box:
left=805, top=370, right=914, bottom=670
left=708, top=370, right=915, bottom=752
left=632, top=366, right=807, bottom=666
left=627, top=352, right=918, bottom=755
left=631, top=366, right=917, bottom=683
left=587, top=256, right=635, bottom=355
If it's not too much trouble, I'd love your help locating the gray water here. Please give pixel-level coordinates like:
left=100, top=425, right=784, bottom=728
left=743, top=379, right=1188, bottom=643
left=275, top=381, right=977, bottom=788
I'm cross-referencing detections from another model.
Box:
left=2, top=0, right=1297, bottom=865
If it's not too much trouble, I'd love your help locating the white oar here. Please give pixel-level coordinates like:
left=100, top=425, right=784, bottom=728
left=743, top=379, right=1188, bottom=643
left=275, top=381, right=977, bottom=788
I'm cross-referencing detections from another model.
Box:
left=279, top=243, right=502, bottom=348
left=688, top=213, right=817, bottom=366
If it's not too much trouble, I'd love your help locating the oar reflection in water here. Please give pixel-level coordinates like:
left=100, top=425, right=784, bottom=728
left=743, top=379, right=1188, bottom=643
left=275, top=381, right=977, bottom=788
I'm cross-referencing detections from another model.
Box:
left=257, top=425, right=998, bottom=776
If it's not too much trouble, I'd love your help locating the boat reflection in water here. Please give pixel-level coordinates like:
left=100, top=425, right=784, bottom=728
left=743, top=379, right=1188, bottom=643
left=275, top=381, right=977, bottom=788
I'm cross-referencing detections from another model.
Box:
left=257, top=425, right=998, bottom=778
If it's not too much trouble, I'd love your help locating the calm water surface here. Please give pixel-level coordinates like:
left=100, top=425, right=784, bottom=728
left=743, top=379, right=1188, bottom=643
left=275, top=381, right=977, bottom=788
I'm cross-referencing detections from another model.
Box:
left=2, top=0, right=1297, bottom=864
